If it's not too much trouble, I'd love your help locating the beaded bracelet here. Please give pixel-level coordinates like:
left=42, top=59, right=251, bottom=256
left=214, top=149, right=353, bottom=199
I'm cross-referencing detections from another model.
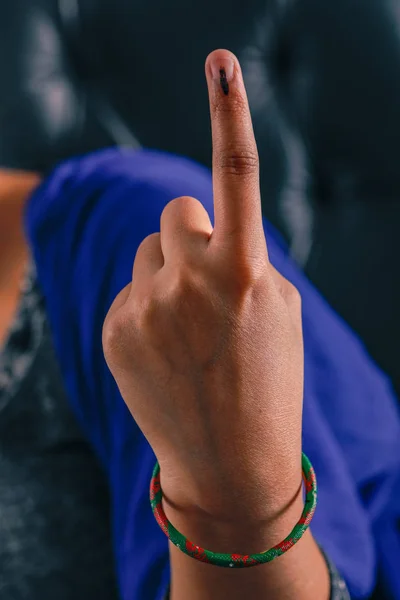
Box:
left=150, top=452, right=317, bottom=568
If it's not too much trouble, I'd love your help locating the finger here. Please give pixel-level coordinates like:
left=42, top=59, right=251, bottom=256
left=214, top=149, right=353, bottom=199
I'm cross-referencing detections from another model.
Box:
left=205, top=49, right=265, bottom=253
left=160, top=196, right=213, bottom=261
left=132, top=233, right=164, bottom=282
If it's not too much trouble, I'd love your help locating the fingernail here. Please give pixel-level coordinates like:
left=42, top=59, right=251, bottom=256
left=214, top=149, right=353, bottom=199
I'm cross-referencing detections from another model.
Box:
left=209, top=57, right=235, bottom=96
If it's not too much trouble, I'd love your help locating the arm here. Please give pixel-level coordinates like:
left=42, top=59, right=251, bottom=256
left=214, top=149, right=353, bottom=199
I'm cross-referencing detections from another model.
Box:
left=25, top=146, right=365, bottom=599
left=102, top=50, right=331, bottom=600
left=27, top=55, right=376, bottom=598
left=26, top=146, right=338, bottom=600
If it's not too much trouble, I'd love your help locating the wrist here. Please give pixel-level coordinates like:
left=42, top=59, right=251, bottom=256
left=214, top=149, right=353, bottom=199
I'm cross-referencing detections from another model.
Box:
left=161, top=455, right=329, bottom=600
left=159, top=450, right=303, bottom=526
left=162, top=485, right=305, bottom=555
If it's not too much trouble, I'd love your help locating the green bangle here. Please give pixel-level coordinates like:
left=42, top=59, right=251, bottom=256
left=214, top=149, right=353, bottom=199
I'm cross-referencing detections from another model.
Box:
left=150, top=452, right=317, bottom=568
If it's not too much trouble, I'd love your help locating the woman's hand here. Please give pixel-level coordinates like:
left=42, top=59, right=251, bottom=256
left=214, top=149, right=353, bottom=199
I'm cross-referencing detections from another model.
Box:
left=102, top=49, right=304, bottom=526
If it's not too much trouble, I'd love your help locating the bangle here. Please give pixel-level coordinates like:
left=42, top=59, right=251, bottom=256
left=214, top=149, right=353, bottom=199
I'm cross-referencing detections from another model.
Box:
left=150, top=452, right=317, bottom=568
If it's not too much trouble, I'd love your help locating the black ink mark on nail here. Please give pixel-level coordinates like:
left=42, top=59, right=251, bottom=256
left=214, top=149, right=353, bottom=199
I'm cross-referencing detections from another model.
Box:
left=220, top=68, right=229, bottom=96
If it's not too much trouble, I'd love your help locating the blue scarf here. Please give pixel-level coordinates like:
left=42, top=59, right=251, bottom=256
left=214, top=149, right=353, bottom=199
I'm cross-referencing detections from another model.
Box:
left=26, top=148, right=400, bottom=599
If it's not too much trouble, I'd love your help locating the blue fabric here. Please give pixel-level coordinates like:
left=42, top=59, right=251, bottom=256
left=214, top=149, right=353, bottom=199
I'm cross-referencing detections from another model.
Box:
left=25, top=147, right=400, bottom=600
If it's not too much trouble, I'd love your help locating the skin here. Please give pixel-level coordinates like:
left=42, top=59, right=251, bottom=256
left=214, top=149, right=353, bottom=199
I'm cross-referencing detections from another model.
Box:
left=0, top=169, right=41, bottom=346
left=103, top=49, right=330, bottom=600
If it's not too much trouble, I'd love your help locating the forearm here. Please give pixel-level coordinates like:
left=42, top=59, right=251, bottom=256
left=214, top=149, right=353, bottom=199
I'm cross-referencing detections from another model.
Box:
left=166, top=495, right=330, bottom=600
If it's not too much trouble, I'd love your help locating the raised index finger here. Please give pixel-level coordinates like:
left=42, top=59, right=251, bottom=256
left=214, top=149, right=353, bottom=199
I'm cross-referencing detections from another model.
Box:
left=205, top=49, right=264, bottom=251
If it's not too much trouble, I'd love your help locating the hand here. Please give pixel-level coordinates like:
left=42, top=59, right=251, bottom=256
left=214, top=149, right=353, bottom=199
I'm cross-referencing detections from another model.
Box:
left=102, top=49, right=304, bottom=525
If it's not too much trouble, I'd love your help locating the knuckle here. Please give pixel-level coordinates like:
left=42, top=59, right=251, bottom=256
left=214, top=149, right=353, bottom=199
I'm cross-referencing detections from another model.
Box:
left=164, top=266, right=209, bottom=315
left=136, top=233, right=158, bottom=256
left=161, top=197, right=182, bottom=226
left=162, top=196, right=199, bottom=221
left=135, top=295, right=161, bottom=332
left=216, top=145, right=259, bottom=177
left=167, top=265, right=197, bottom=298
left=165, top=196, right=187, bottom=213
left=228, top=259, right=265, bottom=296
left=145, top=232, right=160, bottom=245
left=102, top=310, right=134, bottom=363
